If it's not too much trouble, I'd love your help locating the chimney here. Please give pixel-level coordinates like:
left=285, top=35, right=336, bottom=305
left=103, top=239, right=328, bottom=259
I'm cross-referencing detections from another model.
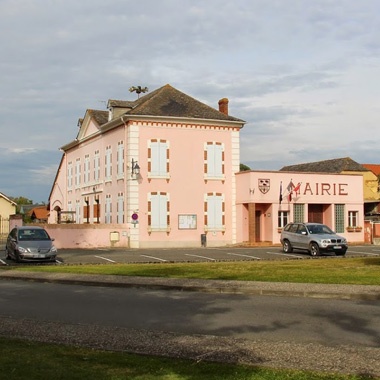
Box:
left=218, top=98, right=229, bottom=115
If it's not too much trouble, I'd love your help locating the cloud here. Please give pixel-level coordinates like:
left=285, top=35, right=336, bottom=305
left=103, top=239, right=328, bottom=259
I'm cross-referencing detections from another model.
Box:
left=0, top=148, right=62, bottom=202
left=0, top=0, right=380, bottom=201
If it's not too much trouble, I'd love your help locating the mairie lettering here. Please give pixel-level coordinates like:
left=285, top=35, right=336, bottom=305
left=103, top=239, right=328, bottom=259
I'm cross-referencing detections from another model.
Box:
left=302, top=182, right=348, bottom=196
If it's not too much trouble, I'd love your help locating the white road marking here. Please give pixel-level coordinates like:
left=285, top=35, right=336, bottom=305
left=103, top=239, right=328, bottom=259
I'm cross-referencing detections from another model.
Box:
left=227, top=252, right=261, bottom=260
left=94, top=255, right=117, bottom=263
left=55, top=259, right=63, bottom=264
left=268, top=252, right=304, bottom=258
left=140, top=255, right=167, bottom=262
left=185, top=254, right=216, bottom=261
left=0, top=258, right=7, bottom=265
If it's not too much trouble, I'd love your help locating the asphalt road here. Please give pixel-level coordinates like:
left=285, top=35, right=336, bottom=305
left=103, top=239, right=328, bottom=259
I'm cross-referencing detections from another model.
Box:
left=1, top=279, right=379, bottom=347
left=2, top=244, right=378, bottom=266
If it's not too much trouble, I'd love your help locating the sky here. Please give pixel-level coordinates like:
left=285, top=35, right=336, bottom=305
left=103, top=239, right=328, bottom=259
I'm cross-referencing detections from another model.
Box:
left=1, top=0, right=379, bottom=203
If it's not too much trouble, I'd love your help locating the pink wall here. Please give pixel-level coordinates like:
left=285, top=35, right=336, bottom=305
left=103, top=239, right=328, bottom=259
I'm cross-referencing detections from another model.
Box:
left=44, top=224, right=130, bottom=249
left=136, top=123, right=237, bottom=247
left=236, top=170, right=365, bottom=244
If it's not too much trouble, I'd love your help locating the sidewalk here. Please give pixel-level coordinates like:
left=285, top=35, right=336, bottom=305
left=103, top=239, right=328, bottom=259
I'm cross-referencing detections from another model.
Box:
left=1, top=270, right=379, bottom=301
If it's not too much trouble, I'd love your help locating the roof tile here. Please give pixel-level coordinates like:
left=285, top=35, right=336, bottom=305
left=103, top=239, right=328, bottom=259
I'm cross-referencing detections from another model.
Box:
left=280, top=157, right=368, bottom=173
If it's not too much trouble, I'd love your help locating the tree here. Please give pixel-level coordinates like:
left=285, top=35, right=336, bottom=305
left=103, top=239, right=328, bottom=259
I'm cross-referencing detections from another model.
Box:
left=10, top=196, right=33, bottom=214
left=240, top=163, right=251, bottom=172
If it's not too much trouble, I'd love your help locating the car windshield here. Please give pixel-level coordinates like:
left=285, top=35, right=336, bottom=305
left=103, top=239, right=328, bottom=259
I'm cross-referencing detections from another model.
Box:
left=18, top=229, right=50, bottom=241
left=307, top=224, right=334, bottom=234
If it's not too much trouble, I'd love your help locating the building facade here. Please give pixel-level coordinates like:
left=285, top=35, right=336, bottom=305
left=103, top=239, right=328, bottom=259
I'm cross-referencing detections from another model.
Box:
left=236, top=170, right=364, bottom=245
left=48, top=85, right=245, bottom=248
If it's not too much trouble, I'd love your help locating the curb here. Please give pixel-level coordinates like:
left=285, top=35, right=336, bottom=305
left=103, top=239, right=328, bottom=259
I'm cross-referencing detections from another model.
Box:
left=1, top=271, right=379, bottom=301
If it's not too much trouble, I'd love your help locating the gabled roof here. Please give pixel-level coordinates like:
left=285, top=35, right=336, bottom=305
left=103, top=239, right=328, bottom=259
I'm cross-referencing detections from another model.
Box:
left=362, top=164, right=380, bottom=176
left=280, top=157, right=368, bottom=173
left=76, top=109, right=109, bottom=140
left=109, top=84, right=244, bottom=122
left=0, top=192, right=17, bottom=206
left=61, top=84, right=245, bottom=152
left=29, top=206, right=49, bottom=220
left=88, top=109, right=109, bottom=126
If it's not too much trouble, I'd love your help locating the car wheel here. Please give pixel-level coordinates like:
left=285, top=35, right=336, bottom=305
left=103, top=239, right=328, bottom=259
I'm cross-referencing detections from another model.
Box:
left=309, top=243, right=320, bottom=256
left=282, top=240, right=293, bottom=253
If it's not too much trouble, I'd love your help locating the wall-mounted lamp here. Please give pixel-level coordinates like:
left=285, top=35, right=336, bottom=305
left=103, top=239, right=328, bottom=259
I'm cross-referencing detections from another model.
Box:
left=131, top=158, right=140, bottom=177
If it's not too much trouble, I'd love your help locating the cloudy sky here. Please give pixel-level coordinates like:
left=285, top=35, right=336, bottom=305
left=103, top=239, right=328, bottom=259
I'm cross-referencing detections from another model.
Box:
left=1, top=0, right=379, bottom=203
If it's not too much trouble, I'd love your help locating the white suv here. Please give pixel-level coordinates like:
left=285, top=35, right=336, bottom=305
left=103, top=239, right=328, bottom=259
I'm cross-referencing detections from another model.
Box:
left=280, top=222, right=348, bottom=256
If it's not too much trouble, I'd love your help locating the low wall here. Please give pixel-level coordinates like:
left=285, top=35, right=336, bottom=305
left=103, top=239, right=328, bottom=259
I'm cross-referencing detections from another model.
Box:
left=42, top=224, right=131, bottom=249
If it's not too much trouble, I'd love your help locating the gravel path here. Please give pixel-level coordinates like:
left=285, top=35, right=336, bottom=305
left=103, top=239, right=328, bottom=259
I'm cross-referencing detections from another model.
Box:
left=0, top=315, right=379, bottom=378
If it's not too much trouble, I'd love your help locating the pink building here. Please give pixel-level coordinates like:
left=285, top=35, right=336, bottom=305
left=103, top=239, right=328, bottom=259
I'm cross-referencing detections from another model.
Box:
left=48, top=84, right=364, bottom=248
left=48, top=85, right=244, bottom=248
left=236, top=170, right=364, bottom=245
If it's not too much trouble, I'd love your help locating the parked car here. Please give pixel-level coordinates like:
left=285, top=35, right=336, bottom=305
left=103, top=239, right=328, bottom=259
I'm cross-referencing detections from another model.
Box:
left=5, top=226, right=57, bottom=263
left=280, top=222, right=348, bottom=256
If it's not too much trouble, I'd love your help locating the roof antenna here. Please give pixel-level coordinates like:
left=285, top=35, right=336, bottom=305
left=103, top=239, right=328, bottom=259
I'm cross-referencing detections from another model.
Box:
left=129, top=86, right=149, bottom=99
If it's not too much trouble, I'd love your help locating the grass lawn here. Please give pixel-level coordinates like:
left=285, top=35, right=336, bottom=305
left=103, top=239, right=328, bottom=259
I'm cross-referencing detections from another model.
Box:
left=5, top=257, right=380, bottom=285
left=1, top=337, right=376, bottom=380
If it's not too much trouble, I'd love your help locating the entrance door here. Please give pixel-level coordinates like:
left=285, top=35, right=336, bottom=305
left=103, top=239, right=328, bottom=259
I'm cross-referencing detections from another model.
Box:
left=255, top=211, right=261, bottom=241
left=308, top=204, right=323, bottom=223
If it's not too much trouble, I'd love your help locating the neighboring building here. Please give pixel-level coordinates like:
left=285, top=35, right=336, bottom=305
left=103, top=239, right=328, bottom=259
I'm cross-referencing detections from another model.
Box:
left=362, top=163, right=380, bottom=218
left=362, top=163, right=380, bottom=178
left=48, top=84, right=245, bottom=248
left=281, top=157, right=380, bottom=218
left=28, top=205, right=49, bottom=223
left=0, top=192, right=17, bottom=241
left=0, top=192, right=17, bottom=219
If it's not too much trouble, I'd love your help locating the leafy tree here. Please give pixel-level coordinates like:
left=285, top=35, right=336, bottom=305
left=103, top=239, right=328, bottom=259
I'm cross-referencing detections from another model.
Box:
left=10, top=196, right=33, bottom=215
left=240, top=163, right=251, bottom=172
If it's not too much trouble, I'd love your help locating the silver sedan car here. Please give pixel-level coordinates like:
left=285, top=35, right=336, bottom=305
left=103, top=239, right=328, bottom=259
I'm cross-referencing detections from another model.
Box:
left=6, top=226, right=57, bottom=263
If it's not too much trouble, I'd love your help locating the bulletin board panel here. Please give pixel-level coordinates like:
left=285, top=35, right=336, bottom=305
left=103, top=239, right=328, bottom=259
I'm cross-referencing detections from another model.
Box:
left=178, top=214, right=197, bottom=230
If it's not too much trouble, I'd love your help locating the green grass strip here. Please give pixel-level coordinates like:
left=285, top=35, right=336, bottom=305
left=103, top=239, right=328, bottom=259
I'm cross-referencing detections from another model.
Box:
left=0, top=337, right=375, bottom=380
left=4, top=257, right=380, bottom=285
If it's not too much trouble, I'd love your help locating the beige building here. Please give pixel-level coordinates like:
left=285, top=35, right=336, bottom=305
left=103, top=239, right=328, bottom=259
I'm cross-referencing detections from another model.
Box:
left=0, top=192, right=16, bottom=242
left=0, top=192, right=16, bottom=220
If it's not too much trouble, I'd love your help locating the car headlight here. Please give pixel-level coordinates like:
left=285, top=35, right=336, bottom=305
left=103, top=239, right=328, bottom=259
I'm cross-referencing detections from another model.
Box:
left=18, top=246, right=30, bottom=253
left=50, top=246, right=57, bottom=253
left=320, top=239, right=331, bottom=247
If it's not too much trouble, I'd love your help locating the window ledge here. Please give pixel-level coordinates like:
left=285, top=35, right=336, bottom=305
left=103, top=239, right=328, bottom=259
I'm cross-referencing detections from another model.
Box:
left=148, top=227, right=171, bottom=233
left=204, top=226, right=226, bottom=232
left=204, top=175, right=225, bottom=181
left=148, top=174, right=170, bottom=179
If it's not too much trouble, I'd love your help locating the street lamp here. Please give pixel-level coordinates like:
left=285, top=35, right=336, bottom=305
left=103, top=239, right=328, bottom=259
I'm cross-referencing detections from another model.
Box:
left=131, top=158, right=140, bottom=178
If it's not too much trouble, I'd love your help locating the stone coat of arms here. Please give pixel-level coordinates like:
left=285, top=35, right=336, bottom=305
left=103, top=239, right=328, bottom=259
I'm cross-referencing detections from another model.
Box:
left=258, top=179, right=270, bottom=194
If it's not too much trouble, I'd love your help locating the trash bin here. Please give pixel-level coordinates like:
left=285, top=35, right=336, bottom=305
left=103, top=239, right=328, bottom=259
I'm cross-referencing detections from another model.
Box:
left=201, top=233, right=207, bottom=247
